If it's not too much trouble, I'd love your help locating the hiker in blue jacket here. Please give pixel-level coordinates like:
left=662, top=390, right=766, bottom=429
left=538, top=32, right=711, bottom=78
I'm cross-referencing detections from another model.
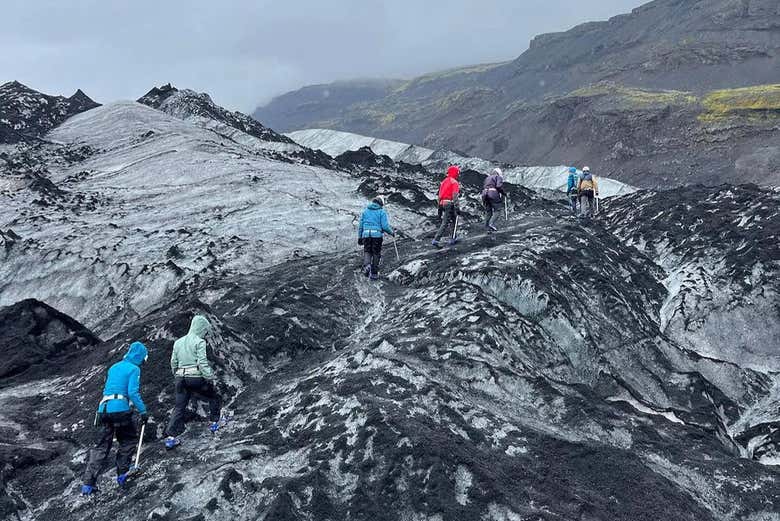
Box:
left=81, top=341, right=149, bottom=495
left=358, top=196, right=394, bottom=280
left=566, top=167, right=579, bottom=215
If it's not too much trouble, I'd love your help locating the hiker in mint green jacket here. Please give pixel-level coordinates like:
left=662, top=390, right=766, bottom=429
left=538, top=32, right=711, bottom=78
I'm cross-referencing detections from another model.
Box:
left=163, top=315, right=225, bottom=449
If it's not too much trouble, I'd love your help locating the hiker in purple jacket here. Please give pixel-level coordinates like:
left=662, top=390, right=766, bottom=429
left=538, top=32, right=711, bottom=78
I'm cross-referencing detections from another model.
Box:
left=482, top=168, right=506, bottom=232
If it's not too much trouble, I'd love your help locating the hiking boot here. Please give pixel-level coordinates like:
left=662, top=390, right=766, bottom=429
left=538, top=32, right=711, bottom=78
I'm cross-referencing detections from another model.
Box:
left=431, top=239, right=441, bottom=248
left=447, top=238, right=458, bottom=246
left=116, top=473, right=129, bottom=487
left=164, top=436, right=181, bottom=449
left=80, top=484, right=94, bottom=496
left=369, top=273, right=379, bottom=281
left=488, top=224, right=498, bottom=232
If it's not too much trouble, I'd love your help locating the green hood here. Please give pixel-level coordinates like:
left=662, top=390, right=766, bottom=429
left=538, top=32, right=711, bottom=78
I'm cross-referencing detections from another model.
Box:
left=189, top=315, right=211, bottom=338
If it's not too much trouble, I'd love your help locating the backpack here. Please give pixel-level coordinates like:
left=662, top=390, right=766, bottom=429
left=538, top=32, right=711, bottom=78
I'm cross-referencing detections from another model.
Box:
left=580, top=173, right=595, bottom=191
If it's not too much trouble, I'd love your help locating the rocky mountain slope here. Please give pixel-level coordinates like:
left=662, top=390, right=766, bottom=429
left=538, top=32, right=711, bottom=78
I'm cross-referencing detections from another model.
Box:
left=1, top=83, right=778, bottom=521
left=255, top=0, right=780, bottom=188
left=0, top=81, right=99, bottom=144
left=139, top=84, right=294, bottom=145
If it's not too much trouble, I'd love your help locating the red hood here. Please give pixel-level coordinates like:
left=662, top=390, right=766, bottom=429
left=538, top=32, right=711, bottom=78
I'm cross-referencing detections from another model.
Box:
left=446, top=166, right=460, bottom=179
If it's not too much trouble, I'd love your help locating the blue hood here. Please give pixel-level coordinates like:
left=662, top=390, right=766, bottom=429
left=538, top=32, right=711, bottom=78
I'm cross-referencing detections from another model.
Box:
left=367, top=202, right=382, bottom=211
left=124, top=341, right=148, bottom=366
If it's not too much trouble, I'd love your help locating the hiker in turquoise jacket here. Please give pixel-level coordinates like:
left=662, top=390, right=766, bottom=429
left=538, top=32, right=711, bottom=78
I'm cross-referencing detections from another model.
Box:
left=566, top=167, right=579, bottom=215
left=163, top=315, right=224, bottom=449
left=81, top=341, right=149, bottom=495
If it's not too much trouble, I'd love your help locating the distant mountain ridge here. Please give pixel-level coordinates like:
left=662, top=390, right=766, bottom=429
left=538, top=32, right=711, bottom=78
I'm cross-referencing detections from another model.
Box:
left=0, top=81, right=99, bottom=144
left=138, top=84, right=293, bottom=144
left=255, top=0, right=780, bottom=188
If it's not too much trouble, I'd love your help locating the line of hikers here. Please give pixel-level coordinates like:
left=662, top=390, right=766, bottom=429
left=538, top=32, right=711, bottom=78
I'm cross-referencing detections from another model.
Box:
left=80, top=315, right=226, bottom=495
left=358, top=164, right=601, bottom=279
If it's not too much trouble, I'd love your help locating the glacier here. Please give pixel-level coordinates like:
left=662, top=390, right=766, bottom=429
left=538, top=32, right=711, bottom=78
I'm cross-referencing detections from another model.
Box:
left=0, top=83, right=778, bottom=521
left=287, top=128, right=637, bottom=198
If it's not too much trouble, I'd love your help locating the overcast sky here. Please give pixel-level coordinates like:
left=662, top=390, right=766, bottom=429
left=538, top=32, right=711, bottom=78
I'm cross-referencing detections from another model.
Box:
left=2, top=0, right=647, bottom=112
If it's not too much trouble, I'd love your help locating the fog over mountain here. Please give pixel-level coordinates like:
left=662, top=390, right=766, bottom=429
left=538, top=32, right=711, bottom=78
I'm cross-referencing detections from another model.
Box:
left=2, top=0, right=645, bottom=111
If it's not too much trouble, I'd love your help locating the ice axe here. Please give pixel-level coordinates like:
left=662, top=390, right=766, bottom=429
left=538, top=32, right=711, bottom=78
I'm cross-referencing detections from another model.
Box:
left=127, top=423, right=146, bottom=476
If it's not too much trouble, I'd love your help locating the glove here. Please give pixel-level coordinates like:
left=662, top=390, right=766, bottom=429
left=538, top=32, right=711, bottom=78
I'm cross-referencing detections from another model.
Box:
left=358, top=238, right=364, bottom=245
left=139, top=413, right=149, bottom=425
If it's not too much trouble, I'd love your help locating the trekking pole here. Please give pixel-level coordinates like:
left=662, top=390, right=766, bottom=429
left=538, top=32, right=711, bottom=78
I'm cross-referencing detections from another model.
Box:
left=453, top=214, right=459, bottom=239
left=129, top=423, right=146, bottom=474
left=504, top=196, right=509, bottom=221
left=392, top=234, right=400, bottom=261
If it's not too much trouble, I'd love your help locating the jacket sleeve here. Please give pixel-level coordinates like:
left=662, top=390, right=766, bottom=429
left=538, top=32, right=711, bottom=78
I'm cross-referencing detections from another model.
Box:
left=567, top=175, right=574, bottom=193
left=128, top=366, right=147, bottom=414
left=381, top=210, right=393, bottom=235
left=358, top=211, right=365, bottom=238
left=496, top=176, right=506, bottom=195
left=196, top=339, right=215, bottom=380
left=577, top=178, right=583, bottom=192
left=170, top=344, right=178, bottom=376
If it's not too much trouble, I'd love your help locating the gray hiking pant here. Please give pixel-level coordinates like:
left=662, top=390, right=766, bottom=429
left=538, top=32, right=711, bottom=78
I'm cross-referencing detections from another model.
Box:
left=569, top=194, right=578, bottom=215
left=82, top=411, right=137, bottom=486
left=579, top=190, right=595, bottom=218
left=484, top=198, right=502, bottom=228
left=165, top=376, right=222, bottom=437
left=434, top=201, right=457, bottom=242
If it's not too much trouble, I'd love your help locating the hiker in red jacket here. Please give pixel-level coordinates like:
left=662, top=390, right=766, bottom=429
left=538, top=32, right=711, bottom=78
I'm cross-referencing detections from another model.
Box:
left=432, top=165, right=461, bottom=247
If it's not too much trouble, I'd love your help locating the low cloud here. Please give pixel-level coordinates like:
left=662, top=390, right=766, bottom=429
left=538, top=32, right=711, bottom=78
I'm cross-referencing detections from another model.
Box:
left=2, top=0, right=645, bottom=111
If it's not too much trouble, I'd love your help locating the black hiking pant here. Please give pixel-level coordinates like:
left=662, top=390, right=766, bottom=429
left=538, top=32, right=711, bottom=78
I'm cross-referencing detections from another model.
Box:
left=82, top=411, right=138, bottom=486
left=362, top=237, right=383, bottom=276
left=164, top=376, right=222, bottom=437
left=569, top=193, right=578, bottom=215
left=434, top=201, right=458, bottom=242
left=484, top=197, right=502, bottom=228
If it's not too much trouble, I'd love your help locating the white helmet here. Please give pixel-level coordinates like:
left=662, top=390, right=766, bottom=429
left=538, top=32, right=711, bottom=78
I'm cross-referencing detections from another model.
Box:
left=582, top=166, right=591, bottom=172
left=493, top=167, right=503, bottom=176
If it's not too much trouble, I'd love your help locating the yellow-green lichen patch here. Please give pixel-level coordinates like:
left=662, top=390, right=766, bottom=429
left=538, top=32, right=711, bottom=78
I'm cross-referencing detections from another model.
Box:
left=569, top=83, right=697, bottom=107
left=700, top=84, right=780, bottom=122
